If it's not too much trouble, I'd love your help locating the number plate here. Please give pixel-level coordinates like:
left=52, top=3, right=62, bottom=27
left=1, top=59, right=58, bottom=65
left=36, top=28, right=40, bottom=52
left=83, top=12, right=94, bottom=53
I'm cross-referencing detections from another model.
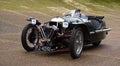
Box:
left=63, top=22, right=69, bottom=28
left=32, top=19, right=36, bottom=25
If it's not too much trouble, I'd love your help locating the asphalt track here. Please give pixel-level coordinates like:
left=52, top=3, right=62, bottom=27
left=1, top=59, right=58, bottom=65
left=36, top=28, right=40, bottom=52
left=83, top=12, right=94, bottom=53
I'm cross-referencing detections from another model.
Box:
left=0, top=10, right=120, bottom=66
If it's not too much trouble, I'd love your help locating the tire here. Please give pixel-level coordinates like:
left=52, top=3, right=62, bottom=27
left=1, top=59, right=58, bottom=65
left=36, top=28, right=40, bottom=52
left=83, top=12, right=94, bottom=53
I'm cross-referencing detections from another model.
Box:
left=92, top=41, right=101, bottom=47
left=21, top=24, right=39, bottom=51
left=70, top=28, right=84, bottom=59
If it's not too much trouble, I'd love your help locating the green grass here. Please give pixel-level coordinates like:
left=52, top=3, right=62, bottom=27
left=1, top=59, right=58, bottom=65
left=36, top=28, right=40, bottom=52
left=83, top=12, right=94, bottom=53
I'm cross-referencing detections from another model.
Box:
left=0, top=0, right=119, bottom=14
left=75, top=0, right=120, bottom=11
left=0, top=0, right=74, bottom=12
left=89, top=0, right=120, bottom=9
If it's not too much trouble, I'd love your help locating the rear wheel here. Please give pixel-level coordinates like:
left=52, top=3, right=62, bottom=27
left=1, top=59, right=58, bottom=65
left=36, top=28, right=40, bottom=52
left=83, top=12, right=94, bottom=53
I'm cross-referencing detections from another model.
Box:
left=70, top=28, right=84, bottom=59
left=21, top=24, right=39, bottom=51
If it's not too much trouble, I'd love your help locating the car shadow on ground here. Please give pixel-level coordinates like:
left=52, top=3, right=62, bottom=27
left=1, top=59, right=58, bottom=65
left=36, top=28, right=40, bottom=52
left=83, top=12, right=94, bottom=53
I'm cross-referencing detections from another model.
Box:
left=83, top=44, right=106, bottom=51
left=21, top=43, right=109, bottom=60
left=24, top=43, right=107, bottom=60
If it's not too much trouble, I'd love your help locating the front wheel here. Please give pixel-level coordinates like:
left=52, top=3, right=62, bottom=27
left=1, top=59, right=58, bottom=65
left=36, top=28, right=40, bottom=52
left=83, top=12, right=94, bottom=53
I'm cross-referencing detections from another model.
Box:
left=21, top=24, right=39, bottom=51
left=70, top=28, right=84, bottom=59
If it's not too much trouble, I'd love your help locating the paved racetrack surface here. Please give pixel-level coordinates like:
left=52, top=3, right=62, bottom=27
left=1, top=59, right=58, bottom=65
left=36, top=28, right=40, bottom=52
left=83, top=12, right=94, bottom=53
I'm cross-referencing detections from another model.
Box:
left=0, top=10, right=120, bottom=66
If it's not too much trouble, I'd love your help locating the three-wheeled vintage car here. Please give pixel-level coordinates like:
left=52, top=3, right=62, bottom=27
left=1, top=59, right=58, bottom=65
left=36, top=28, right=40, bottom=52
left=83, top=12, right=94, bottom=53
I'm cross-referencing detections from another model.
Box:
left=21, top=10, right=111, bottom=59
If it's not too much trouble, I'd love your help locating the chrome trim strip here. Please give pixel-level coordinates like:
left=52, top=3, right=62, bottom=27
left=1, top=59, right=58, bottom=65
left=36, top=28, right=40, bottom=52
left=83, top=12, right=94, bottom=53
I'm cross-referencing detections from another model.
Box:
left=90, top=31, right=95, bottom=34
left=90, top=28, right=111, bottom=34
left=95, top=29, right=103, bottom=33
left=103, top=28, right=111, bottom=32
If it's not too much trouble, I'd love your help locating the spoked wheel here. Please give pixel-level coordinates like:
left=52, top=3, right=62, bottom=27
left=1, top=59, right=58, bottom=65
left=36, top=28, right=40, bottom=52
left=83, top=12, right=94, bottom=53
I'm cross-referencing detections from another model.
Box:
left=70, top=28, right=84, bottom=59
left=21, top=24, right=39, bottom=51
